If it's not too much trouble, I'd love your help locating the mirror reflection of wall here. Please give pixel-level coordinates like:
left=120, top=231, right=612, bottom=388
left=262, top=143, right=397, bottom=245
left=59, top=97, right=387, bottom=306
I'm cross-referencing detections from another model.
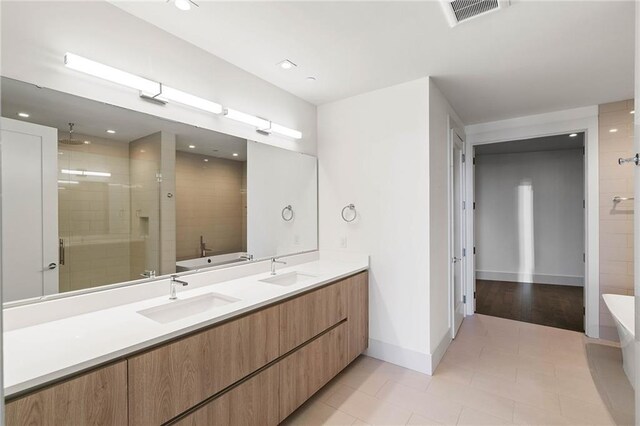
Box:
left=175, top=142, right=247, bottom=262
left=0, top=77, right=318, bottom=304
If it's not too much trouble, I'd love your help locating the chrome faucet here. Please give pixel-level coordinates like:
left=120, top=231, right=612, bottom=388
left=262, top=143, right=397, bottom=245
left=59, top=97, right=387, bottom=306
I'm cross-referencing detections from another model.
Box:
left=200, top=235, right=213, bottom=258
left=240, top=253, right=254, bottom=261
left=169, top=274, right=189, bottom=300
left=270, top=257, right=286, bottom=275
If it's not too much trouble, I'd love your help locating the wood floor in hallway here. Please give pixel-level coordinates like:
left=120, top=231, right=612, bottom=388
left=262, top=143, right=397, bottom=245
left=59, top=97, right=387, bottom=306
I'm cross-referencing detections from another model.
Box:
left=475, top=280, right=584, bottom=332
left=282, top=314, right=619, bottom=425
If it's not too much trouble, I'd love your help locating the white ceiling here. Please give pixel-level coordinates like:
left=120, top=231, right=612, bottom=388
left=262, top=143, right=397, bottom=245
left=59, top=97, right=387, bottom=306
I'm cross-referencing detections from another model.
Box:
left=1, top=77, right=247, bottom=161
left=112, top=0, right=635, bottom=125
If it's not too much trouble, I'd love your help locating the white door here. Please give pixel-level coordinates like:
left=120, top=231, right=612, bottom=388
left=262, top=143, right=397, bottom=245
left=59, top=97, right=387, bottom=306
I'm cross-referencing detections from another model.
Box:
left=451, top=129, right=465, bottom=338
left=1, top=118, right=58, bottom=302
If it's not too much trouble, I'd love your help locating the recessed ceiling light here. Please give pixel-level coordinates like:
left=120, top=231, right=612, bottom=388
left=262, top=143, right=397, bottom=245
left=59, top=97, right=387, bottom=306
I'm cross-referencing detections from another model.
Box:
left=18, top=112, right=29, bottom=118
left=188, top=144, right=196, bottom=149
left=569, top=133, right=578, bottom=137
left=277, top=59, right=297, bottom=70
left=203, top=158, right=209, bottom=162
left=83, top=140, right=91, bottom=145
left=610, top=128, right=618, bottom=133
left=140, top=149, right=146, bottom=153
left=306, top=76, right=317, bottom=82
left=174, top=0, right=192, bottom=11
left=106, top=129, right=116, bottom=134
left=631, top=110, right=635, bottom=114
left=232, top=153, right=239, bottom=157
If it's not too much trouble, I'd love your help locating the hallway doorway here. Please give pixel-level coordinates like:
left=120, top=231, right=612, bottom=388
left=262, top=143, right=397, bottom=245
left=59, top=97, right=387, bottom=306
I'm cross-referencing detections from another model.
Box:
left=473, top=133, right=586, bottom=332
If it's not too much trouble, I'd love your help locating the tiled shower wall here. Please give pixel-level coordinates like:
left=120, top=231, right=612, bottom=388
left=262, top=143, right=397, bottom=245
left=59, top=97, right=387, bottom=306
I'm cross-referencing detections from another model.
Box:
left=175, top=151, right=246, bottom=260
left=598, top=99, right=635, bottom=341
left=58, top=135, right=132, bottom=292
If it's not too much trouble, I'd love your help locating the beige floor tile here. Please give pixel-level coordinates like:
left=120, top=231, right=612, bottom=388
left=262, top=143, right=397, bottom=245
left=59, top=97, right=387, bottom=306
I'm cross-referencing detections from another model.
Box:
left=336, top=367, right=391, bottom=396
left=432, top=361, right=475, bottom=385
left=375, top=380, right=462, bottom=424
left=471, top=371, right=560, bottom=412
left=426, top=376, right=515, bottom=421
left=481, top=347, right=556, bottom=377
left=559, top=394, right=615, bottom=425
left=282, top=401, right=358, bottom=426
left=325, top=384, right=413, bottom=425
left=441, top=350, right=517, bottom=381
left=406, top=413, right=445, bottom=425
left=513, top=402, right=573, bottom=425
left=457, top=407, right=514, bottom=425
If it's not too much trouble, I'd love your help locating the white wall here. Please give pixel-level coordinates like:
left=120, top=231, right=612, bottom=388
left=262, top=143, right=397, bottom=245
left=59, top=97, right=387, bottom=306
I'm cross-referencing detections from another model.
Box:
left=475, top=149, right=585, bottom=286
left=0, top=1, right=316, bottom=155
left=428, top=80, right=464, bottom=367
left=247, top=141, right=318, bottom=259
left=318, top=78, right=432, bottom=373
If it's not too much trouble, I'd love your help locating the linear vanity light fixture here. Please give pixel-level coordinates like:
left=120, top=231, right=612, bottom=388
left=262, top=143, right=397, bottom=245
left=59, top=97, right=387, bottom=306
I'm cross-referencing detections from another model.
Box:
left=64, top=53, right=301, bottom=139
left=64, top=53, right=160, bottom=94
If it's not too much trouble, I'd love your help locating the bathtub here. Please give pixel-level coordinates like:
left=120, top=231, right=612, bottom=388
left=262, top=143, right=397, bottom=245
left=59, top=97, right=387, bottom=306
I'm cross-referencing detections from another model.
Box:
left=603, top=294, right=635, bottom=389
left=176, top=252, right=251, bottom=272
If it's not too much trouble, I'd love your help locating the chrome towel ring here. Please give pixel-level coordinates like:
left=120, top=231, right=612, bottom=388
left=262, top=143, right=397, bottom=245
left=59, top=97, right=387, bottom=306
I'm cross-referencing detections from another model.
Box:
left=341, top=204, right=357, bottom=222
left=281, top=205, right=294, bottom=221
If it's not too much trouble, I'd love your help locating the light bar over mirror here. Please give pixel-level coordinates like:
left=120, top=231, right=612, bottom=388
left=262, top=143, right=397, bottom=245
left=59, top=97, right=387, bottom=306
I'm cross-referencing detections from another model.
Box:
left=64, top=52, right=301, bottom=139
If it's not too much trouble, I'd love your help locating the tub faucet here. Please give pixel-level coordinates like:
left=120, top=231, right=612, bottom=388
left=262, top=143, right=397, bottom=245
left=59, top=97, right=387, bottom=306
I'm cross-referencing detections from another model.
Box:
left=270, top=257, right=286, bottom=275
left=169, top=275, right=189, bottom=300
left=200, top=235, right=214, bottom=258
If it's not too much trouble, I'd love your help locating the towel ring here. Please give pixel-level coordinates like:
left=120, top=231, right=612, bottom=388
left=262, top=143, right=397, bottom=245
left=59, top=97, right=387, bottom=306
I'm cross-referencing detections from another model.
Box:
left=341, top=204, right=357, bottom=222
left=281, top=205, right=294, bottom=221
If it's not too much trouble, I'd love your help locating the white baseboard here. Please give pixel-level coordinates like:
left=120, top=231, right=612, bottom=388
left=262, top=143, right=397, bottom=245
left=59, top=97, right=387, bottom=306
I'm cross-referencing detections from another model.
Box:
left=365, top=334, right=452, bottom=375
left=476, top=270, right=584, bottom=286
left=430, top=329, right=452, bottom=373
left=365, top=339, right=432, bottom=374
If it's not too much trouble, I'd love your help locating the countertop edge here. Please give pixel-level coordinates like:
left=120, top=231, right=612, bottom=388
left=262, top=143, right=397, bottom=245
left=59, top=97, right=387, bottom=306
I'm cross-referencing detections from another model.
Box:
left=5, top=265, right=368, bottom=399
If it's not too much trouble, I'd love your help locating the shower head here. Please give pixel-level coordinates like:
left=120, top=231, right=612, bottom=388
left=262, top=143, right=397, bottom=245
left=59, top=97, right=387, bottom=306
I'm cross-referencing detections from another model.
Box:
left=58, top=123, right=84, bottom=145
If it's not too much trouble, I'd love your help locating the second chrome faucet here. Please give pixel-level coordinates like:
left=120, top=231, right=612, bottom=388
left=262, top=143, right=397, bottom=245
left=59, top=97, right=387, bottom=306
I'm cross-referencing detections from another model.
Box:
left=270, top=257, right=287, bottom=275
left=169, top=275, right=189, bottom=300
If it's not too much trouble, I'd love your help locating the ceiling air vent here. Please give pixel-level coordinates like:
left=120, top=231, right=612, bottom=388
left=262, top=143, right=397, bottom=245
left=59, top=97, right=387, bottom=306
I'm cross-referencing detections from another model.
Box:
left=441, top=0, right=510, bottom=27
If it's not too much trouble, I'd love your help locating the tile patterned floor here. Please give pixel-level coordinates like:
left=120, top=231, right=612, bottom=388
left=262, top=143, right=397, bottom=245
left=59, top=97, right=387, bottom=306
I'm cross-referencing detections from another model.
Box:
left=283, top=314, right=627, bottom=426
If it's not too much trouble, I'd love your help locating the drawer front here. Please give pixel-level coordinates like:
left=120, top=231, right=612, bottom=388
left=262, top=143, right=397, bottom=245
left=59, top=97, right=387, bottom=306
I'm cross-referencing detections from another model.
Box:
left=279, top=322, right=348, bottom=421
left=279, top=280, right=347, bottom=354
left=128, top=306, right=279, bottom=425
left=6, top=361, right=127, bottom=426
left=347, top=271, right=369, bottom=362
left=173, top=364, right=279, bottom=426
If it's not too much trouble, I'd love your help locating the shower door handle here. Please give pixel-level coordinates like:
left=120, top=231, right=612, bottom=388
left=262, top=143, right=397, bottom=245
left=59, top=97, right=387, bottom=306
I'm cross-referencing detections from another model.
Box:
left=47, top=263, right=57, bottom=270
left=59, top=238, right=65, bottom=266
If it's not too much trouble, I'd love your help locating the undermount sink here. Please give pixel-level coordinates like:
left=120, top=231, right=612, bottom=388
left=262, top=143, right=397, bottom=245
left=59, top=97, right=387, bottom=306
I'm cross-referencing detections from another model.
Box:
left=138, top=292, right=240, bottom=324
left=259, top=271, right=318, bottom=286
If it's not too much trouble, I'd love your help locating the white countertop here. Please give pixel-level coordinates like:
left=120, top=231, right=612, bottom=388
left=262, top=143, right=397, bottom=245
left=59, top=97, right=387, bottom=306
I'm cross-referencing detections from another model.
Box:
left=4, top=254, right=368, bottom=397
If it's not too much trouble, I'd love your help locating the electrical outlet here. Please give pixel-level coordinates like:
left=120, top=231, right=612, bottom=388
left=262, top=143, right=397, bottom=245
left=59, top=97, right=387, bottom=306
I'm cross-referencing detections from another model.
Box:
left=340, top=236, right=348, bottom=248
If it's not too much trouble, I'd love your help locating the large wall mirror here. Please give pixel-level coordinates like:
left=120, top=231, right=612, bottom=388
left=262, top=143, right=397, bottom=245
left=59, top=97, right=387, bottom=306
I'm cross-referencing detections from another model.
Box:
left=0, top=77, right=318, bottom=304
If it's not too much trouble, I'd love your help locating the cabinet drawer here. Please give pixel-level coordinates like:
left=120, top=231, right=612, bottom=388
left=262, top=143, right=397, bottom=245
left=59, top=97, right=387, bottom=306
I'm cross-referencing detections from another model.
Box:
left=173, top=364, right=279, bottom=426
left=279, top=322, right=348, bottom=421
left=347, top=271, right=369, bottom=362
left=128, top=306, right=279, bottom=425
left=6, top=361, right=127, bottom=426
left=279, top=281, right=347, bottom=354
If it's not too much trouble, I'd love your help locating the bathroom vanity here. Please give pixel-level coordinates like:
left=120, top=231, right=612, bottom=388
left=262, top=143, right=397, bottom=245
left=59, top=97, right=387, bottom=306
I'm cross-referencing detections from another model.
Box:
left=4, top=256, right=368, bottom=426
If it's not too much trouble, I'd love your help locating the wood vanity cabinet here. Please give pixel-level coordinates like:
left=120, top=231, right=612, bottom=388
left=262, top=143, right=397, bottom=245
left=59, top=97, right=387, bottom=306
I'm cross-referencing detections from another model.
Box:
left=128, top=305, right=280, bottom=426
left=5, top=270, right=368, bottom=426
left=279, top=323, right=348, bottom=421
left=5, top=361, right=127, bottom=426
left=279, top=278, right=347, bottom=354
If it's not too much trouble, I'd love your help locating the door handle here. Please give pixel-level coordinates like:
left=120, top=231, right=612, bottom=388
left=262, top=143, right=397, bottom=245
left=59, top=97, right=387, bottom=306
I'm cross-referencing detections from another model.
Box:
left=618, top=154, right=640, bottom=165
left=452, top=257, right=461, bottom=263
left=59, top=238, right=65, bottom=266
left=47, top=262, right=57, bottom=270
